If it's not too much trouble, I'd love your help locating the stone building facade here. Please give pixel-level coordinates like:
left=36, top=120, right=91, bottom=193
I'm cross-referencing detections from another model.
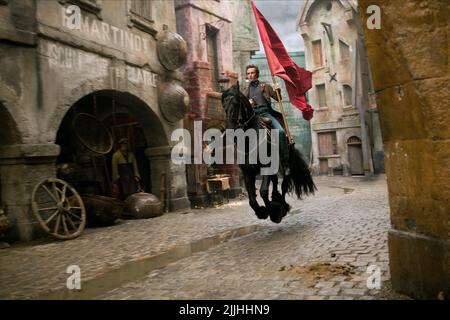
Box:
left=0, top=0, right=191, bottom=241
left=298, top=0, right=384, bottom=176
left=229, top=0, right=260, bottom=84
left=175, top=0, right=240, bottom=206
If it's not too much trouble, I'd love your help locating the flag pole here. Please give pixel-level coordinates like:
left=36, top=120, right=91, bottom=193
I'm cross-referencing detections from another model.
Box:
left=271, top=75, right=294, bottom=145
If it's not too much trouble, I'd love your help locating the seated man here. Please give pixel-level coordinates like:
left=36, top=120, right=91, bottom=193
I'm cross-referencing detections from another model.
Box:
left=242, top=64, right=290, bottom=174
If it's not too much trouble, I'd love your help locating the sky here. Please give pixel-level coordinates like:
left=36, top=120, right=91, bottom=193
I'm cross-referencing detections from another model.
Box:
left=253, top=0, right=306, bottom=53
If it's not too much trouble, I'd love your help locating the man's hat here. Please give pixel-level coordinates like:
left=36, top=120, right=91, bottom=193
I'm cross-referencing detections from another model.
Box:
left=118, top=138, right=128, bottom=144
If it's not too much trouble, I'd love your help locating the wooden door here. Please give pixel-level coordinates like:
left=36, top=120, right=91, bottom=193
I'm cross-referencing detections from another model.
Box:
left=319, top=159, right=328, bottom=175
left=318, top=132, right=336, bottom=175
left=348, top=136, right=363, bottom=175
left=318, top=132, right=336, bottom=156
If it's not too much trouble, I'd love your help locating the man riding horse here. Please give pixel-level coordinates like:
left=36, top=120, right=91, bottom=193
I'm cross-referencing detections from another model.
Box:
left=242, top=64, right=290, bottom=176
left=221, top=74, right=316, bottom=223
left=222, top=0, right=315, bottom=223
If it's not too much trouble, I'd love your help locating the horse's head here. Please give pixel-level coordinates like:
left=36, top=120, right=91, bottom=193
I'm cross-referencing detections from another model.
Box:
left=221, top=82, right=254, bottom=130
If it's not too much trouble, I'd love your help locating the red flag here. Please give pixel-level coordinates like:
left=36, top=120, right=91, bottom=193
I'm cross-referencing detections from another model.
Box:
left=250, top=0, right=314, bottom=120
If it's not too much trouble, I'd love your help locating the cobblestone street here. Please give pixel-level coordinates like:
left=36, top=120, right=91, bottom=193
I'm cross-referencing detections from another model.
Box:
left=99, top=175, right=409, bottom=300
left=0, top=175, right=410, bottom=300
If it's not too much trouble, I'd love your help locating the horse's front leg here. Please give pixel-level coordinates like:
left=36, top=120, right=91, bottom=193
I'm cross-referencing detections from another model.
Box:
left=260, top=174, right=272, bottom=209
left=243, top=166, right=268, bottom=219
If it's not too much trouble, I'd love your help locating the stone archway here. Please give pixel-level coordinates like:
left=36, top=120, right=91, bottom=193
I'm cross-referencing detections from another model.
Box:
left=47, top=80, right=190, bottom=214
left=55, top=90, right=169, bottom=199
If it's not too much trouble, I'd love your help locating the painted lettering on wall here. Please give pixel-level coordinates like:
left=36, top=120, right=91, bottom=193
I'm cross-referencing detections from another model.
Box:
left=44, top=41, right=108, bottom=71
left=126, top=65, right=157, bottom=88
left=42, top=41, right=158, bottom=90
left=61, top=6, right=150, bottom=54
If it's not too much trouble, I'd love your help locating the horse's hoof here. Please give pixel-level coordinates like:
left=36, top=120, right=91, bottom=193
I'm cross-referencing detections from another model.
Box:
left=268, top=202, right=283, bottom=223
left=270, top=213, right=283, bottom=224
left=281, top=202, right=291, bottom=217
left=282, top=202, right=291, bottom=214
left=255, top=207, right=269, bottom=219
left=268, top=201, right=281, bottom=214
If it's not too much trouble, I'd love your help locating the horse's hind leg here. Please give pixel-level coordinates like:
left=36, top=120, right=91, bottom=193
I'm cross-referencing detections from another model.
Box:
left=261, top=175, right=283, bottom=223
left=272, top=175, right=290, bottom=214
left=268, top=175, right=290, bottom=223
left=245, top=170, right=268, bottom=219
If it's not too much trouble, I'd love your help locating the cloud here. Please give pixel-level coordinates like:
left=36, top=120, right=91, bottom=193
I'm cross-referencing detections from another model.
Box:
left=253, top=0, right=306, bottom=52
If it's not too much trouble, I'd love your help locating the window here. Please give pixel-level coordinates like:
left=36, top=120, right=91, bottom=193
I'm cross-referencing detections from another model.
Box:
left=318, top=132, right=337, bottom=156
left=131, top=0, right=152, bottom=22
left=343, top=85, right=352, bottom=106
left=316, top=84, right=327, bottom=108
left=206, top=25, right=220, bottom=92
left=128, top=0, right=157, bottom=37
left=339, top=40, right=350, bottom=61
left=347, top=136, right=361, bottom=144
left=312, top=40, right=323, bottom=67
left=59, top=0, right=102, bottom=16
left=321, top=22, right=333, bottom=45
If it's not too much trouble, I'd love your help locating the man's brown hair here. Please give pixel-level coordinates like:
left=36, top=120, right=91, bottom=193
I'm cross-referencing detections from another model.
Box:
left=245, top=64, right=260, bottom=77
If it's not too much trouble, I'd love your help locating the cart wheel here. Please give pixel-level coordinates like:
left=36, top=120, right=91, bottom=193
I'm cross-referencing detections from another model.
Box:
left=31, top=178, right=86, bottom=240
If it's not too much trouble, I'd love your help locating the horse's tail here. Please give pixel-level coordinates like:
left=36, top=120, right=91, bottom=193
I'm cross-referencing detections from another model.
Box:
left=283, top=144, right=317, bottom=198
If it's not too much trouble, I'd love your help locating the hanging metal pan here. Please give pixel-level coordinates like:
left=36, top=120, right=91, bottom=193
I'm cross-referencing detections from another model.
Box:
left=72, top=113, right=113, bottom=155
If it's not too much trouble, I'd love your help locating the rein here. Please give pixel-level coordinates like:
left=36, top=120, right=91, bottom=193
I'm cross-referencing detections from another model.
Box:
left=234, top=93, right=255, bottom=130
left=239, top=113, right=255, bottom=129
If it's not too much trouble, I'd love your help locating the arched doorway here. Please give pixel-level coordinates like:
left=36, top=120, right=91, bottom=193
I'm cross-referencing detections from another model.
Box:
left=347, top=136, right=363, bottom=175
left=55, top=90, right=167, bottom=199
left=103, top=112, right=150, bottom=194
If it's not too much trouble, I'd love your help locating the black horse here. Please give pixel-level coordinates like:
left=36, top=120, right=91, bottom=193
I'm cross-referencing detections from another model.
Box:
left=221, top=83, right=316, bottom=223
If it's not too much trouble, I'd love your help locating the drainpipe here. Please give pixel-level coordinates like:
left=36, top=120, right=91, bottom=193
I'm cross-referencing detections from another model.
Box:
left=353, top=38, right=374, bottom=176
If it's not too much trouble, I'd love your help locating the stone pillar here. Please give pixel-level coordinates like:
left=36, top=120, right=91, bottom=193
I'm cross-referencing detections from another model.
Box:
left=368, top=109, right=385, bottom=173
left=145, top=146, right=191, bottom=212
left=359, top=0, right=450, bottom=299
left=182, top=61, right=212, bottom=207
left=310, top=130, right=320, bottom=175
left=0, top=144, right=60, bottom=241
